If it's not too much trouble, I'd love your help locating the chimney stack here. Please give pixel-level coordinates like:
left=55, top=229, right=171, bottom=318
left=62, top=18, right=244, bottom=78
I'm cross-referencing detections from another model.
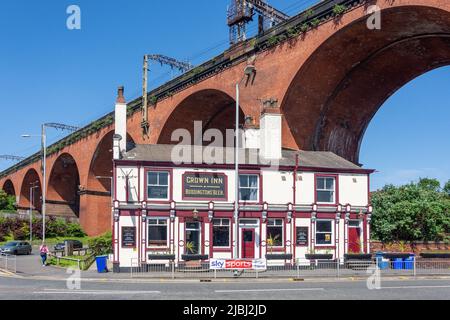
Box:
left=260, top=99, right=282, bottom=160
left=114, top=86, right=127, bottom=159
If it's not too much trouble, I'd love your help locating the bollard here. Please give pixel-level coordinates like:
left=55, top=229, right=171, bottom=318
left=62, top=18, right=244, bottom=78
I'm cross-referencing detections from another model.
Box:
left=171, top=261, right=175, bottom=280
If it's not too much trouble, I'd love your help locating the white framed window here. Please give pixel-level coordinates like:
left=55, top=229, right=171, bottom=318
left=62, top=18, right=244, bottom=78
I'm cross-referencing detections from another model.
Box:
left=267, top=218, right=284, bottom=247
left=148, top=218, right=168, bottom=247
left=315, top=220, right=333, bottom=246
left=239, top=174, right=259, bottom=202
left=316, top=176, right=336, bottom=204
left=212, top=218, right=230, bottom=247
left=147, top=171, right=169, bottom=200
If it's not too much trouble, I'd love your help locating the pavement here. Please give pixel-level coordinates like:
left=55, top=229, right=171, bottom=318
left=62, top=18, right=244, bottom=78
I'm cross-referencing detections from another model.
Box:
left=1, top=251, right=450, bottom=300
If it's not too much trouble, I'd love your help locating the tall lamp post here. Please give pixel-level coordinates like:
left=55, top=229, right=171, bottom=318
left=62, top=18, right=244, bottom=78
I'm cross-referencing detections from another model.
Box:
left=22, top=122, right=80, bottom=243
left=29, top=181, right=39, bottom=242
left=234, top=65, right=256, bottom=260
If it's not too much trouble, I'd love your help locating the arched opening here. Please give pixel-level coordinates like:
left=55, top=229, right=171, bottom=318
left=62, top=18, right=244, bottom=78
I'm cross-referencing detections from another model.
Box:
left=281, top=5, right=450, bottom=163
left=2, top=180, right=16, bottom=197
left=81, top=130, right=135, bottom=236
left=359, top=66, right=450, bottom=190
left=47, top=153, right=81, bottom=218
left=87, top=131, right=135, bottom=193
left=19, top=169, right=42, bottom=212
left=158, top=89, right=245, bottom=146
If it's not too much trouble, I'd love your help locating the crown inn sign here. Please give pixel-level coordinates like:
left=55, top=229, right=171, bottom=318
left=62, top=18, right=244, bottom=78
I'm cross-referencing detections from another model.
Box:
left=111, top=94, right=374, bottom=272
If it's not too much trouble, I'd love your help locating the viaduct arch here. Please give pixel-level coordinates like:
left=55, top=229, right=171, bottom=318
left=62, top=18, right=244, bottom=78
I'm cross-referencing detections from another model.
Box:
left=1, top=0, right=448, bottom=235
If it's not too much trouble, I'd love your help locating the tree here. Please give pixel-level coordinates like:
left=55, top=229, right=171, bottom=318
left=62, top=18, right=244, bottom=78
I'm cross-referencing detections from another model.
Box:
left=418, top=178, right=441, bottom=192
left=444, top=180, right=450, bottom=196
left=0, top=190, right=15, bottom=211
left=371, top=179, right=450, bottom=243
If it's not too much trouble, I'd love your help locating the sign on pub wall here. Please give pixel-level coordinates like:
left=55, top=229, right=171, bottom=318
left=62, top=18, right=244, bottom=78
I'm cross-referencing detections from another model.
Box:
left=182, top=172, right=228, bottom=201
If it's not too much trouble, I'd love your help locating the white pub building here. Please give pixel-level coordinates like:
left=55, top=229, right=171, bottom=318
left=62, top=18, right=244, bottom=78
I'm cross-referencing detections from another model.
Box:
left=111, top=88, right=374, bottom=272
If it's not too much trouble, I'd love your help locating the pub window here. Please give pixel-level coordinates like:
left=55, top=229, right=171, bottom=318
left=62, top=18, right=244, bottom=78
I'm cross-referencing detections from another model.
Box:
left=267, top=218, right=283, bottom=247
left=212, top=218, right=230, bottom=247
left=239, top=174, right=259, bottom=201
left=316, top=176, right=336, bottom=203
left=148, top=218, right=168, bottom=247
left=147, top=171, right=169, bottom=200
left=316, top=220, right=333, bottom=245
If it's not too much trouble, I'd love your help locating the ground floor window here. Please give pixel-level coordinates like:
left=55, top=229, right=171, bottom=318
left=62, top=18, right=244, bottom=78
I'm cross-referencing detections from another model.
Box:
left=316, top=220, right=333, bottom=245
left=148, top=218, right=168, bottom=247
left=185, top=221, right=201, bottom=254
left=212, top=218, right=230, bottom=247
left=267, top=218, right=283, bottom=247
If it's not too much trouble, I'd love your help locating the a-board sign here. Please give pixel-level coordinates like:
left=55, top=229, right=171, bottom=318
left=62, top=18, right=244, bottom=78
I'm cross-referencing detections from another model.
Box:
left=122, top=226, right=136, bottom=248
left=296, top=226, right=309, bottom=246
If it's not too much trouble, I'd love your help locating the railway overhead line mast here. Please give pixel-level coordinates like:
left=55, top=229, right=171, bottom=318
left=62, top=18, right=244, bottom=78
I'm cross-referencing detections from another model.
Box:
left=227, top=0, right=290, bottom=44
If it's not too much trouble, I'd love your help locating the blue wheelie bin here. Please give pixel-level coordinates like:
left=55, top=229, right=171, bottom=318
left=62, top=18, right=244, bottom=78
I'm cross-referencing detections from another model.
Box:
left=95, top=255, right=109, bottom=273
left=376, top=252, right=389, bottom=270
left=404, top=255, right=415, bottom=270
left=393, top=258, right=404, bottom=270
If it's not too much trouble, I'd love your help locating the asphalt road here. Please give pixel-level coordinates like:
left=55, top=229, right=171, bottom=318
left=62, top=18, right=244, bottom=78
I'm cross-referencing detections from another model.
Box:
left=0, top=275, right=449, bottom=300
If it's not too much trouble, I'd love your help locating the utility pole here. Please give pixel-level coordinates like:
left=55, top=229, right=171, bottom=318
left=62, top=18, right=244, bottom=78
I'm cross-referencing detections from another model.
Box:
left=141, top=55, right=150, bottom=139
left=22, top=122, right=80, bottom=243
left=141, top=54, right=193, bottom=139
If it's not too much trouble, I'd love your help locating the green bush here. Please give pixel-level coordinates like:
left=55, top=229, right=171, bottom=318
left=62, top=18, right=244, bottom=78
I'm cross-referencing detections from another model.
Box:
left=88, top=231, right=112, bottom=256
left=0, top=216, right=86, bottom=241
left=333, top=4, right=346, bottom=16
left=66, top=223, right=86, bottom=237
left=0, top=190, right=15, bottom=211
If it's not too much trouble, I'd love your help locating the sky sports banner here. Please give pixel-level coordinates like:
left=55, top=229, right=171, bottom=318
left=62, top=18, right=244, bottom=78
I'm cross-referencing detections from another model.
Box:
left=210, top=259, right=267, bottom=270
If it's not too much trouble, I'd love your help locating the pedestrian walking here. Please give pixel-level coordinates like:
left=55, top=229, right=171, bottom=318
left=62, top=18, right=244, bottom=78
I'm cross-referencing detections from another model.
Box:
left=39, top=243, right=49, bottom=266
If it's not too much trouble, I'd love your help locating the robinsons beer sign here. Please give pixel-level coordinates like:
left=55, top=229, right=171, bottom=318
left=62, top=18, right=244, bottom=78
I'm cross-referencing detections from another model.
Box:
left=182, top=172, right=227, bottom=200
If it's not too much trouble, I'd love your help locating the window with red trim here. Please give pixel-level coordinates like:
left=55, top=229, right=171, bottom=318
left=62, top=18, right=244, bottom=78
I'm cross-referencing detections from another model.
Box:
left=316, top=176, right=336, bottom=204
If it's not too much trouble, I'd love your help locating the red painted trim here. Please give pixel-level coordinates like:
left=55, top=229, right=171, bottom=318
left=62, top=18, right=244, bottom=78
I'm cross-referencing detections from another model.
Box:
left=138, top=165, right=141, bottom=202
left=266, top=217, right=285, bottom=251
left=259, top=217, right=262, bottom=259
left=211, top=217, right=232, bottom=254
left=119, top=210, right=139, bottom=216
left=114, top=159, right=375, bottom=175
left=113, top=161, right=117, bottom=202
left=181, top=171, right=228, bottom=201
left=177, top=218, right=181, bottom=261
left=314, top=173, right=339, bottom=206
left=144, top=167, right=173, bottom=204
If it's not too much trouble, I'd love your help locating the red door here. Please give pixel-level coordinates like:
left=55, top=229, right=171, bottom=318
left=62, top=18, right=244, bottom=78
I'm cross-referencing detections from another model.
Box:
left=242, top=229, right=255, bottom=259
left=348, top=227, right=361, bottom=253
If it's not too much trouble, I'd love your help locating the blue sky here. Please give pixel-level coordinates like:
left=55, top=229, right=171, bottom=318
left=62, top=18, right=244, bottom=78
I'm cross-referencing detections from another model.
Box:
left=0, top=0, right=449, bottom=191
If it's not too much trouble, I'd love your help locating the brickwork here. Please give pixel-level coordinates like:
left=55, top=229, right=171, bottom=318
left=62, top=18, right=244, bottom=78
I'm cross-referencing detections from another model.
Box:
left=1, top=0, right=449, bottom=235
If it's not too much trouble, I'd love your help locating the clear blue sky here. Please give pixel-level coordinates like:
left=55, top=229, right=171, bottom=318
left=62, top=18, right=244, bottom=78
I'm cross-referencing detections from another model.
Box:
left=0, top=0, right=449, bottom=191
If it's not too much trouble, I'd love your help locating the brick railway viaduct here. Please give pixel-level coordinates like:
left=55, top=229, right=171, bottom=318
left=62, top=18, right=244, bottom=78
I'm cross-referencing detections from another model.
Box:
left=1, top=0, right=449, bottom=235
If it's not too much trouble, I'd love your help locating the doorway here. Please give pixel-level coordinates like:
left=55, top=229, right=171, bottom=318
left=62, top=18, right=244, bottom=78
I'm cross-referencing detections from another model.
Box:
left=348, top=220, right=362, bottom=253
left=242, top=229, right=255, bottom=259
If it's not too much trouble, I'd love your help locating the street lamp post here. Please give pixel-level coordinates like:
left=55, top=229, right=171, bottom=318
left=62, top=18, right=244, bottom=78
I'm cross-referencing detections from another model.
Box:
left=29, top=182, right=39, bottom=242
left=234, top=65, right=256, bottom=260
left=22, top=122, right=79, bottom=243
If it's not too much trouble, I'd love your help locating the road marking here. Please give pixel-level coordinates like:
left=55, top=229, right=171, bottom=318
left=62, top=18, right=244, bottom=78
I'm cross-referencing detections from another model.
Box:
left=381, top=285, right=450, bottom=290
left=215, top=288, right=324, bottom=293
left=34, top=289, right=161, bottom=295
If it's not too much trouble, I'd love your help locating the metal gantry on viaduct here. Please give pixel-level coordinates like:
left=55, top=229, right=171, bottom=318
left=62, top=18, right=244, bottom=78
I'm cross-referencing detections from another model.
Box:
left=1, top=0, right=449, bottom=235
